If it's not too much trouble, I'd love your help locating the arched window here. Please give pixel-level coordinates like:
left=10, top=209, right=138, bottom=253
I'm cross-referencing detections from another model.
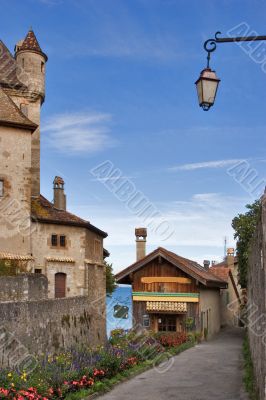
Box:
left=55, top=273, right=66, bottom=298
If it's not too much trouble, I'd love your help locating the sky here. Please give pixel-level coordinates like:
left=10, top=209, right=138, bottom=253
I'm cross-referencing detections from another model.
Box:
left=1, top=0, right=266, bottom=272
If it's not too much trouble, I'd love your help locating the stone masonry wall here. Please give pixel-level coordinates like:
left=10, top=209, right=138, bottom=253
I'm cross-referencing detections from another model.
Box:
left=0, top=125, right=32, bottom=255
left=0, top=274, right=47, bottom=302
left=248, top=194, right=266, bottom=400
left=0, top=295, right=106, bottom=369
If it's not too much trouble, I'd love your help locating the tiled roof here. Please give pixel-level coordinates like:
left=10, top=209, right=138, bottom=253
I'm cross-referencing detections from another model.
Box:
left=211, top=256, right=238, bottom=268
left=0, top=252, right=34, bottom=261
left=210, top=266, right=230, bottom=282
left=31, top=195, right=108, bottom=238
left=18, top=29, right=48, bottom=61
left=103, top=248, right=110, bottom=258
left=0, top=87, right=37, bottom=130
left=115, top=247, right=227, bottom=288
left=0, top=40, right=26, bottom=89
left=46, top=257, right=75, bottom=263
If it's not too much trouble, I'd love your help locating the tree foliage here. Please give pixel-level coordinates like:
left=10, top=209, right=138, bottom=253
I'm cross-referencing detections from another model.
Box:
left=231, top=200, right=261, bottom=288
left=0, top=259, right=27, bottom=276
left=105, top=261, right=117, bottom=296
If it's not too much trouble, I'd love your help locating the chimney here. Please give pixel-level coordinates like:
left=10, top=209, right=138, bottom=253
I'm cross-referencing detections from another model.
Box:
left=226, top=248, right=235, bottom=268
left=203, top=260, right=210, bottom=270
left=135, top=228, right=147, bottom=261
left=53, top=176, right=66, bottom=211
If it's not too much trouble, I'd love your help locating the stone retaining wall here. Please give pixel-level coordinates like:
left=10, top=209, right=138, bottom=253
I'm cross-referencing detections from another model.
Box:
left=248, top=195, right=266, bottom=400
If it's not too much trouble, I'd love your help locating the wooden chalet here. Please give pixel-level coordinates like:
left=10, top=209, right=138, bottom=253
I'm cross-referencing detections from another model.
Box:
left=116, top=229, right=227, bottom=337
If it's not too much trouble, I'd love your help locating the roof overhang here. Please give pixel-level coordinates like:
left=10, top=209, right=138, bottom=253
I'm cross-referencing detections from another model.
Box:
left=115, top=248, right=227, bottom=288
left=31, top=216, right=108, bottom=238
left=0, top=119, right=37, bottom=132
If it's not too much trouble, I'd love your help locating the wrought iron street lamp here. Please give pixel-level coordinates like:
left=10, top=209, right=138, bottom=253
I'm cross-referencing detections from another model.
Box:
left=196, top=31, right=266, bottom=110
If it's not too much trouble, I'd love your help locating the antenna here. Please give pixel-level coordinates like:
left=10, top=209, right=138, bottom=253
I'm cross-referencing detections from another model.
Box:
left=224, top=236, right=227, bottom=258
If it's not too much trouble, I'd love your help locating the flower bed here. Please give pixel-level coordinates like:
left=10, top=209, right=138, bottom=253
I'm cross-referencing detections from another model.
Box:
left=0, top=330, right=196, bottom=399
left=155, top=332, right=188, bottom=347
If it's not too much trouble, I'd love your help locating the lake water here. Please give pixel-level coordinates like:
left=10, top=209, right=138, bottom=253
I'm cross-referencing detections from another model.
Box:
left=106, top=284, right=133, bottom=336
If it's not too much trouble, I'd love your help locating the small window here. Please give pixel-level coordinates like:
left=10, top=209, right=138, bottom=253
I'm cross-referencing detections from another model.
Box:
left=158, top=315, right=176, bottom=332
left=60, top=235, right=66, bottom=247
left=51, top=235, right=58, bottom=247
left=143, top=314, right=150, bottom=328
left=0, top=180, right=3, bottom=197
left=35, top=268, right=42, bottom=274
left=22, top=58, right=25, bottom=69
left=41, top=62, right=45, bottom=73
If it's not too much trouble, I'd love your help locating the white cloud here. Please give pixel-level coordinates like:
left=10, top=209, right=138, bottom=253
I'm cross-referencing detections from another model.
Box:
left=169, top=159, right=245, bottom=171
left=43, top=111, right=116, bottom=154
left=69, top=192, right=248, bottom=271
left=68, top=34, right=184, bottom=61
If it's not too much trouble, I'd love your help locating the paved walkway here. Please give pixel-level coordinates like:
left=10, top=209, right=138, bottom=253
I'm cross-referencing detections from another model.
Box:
left=98, top=328, right=249, bottom=400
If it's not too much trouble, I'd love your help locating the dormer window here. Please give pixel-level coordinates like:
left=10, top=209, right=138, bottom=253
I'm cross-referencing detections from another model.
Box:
left=0, top=180, right=3, bottom=197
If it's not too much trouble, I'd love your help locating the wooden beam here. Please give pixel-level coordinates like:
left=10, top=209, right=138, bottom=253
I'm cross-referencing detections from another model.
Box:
left=133, top=295, right=199, bottom=303
left=229, top=270, right=241, bottom=305
left=141, top=277, right=192, bottom=284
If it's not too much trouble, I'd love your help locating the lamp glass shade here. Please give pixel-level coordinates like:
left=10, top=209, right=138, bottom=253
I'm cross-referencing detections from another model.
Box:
left=195, top=68, right=220, bottom=111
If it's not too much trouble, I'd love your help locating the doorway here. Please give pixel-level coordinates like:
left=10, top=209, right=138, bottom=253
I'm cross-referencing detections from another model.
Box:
left=55, top=272, right=66, bottom=298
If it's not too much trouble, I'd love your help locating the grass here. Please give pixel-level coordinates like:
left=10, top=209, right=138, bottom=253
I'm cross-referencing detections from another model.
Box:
left=65, top=341, right=195, bottom=400
left=243, top=335, right=258, bottom=400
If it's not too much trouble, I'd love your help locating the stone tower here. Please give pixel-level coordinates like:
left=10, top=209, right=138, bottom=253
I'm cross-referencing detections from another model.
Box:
left=14, top=29, right=48, bottom=197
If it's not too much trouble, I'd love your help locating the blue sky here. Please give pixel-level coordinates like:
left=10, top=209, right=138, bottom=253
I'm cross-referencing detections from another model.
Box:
left=2, top=0, right=266, bottom=272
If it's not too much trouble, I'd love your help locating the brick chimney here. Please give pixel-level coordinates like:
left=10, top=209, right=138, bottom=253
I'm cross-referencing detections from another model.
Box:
left=53, top=176, right=66, bottom=211
left=135, top=228, right=147, bottom=261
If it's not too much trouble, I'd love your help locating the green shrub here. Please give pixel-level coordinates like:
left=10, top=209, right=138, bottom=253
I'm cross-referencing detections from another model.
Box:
left=243, top=335, right=258, bottom=400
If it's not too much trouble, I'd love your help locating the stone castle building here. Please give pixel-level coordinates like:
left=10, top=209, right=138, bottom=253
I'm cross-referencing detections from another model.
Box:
left=0, top=29, right=108, bottom=298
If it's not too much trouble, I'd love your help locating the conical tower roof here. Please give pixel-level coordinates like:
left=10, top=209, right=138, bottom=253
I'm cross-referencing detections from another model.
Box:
left=16, top=29, right=48, bottom=61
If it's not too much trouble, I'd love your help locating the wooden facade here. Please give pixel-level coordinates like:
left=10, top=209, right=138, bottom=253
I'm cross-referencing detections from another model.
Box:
left=131, top=258, right=200, bottom=332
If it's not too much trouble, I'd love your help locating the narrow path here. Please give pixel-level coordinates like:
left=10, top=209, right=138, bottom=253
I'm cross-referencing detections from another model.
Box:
left=98, top=328, right=248, bottom=400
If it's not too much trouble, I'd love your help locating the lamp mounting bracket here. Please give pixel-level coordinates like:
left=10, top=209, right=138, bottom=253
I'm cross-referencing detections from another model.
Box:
left=203, top=31, right=266, bottom=68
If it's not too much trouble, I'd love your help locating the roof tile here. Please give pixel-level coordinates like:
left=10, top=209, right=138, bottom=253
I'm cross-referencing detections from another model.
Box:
left=18, top=30, right=47, bottom=61
left=210, top=266, right=230, bottom=282
left=0, top=87, right=37, bottom=130
left=31, top=195, right=107, bottom=238
left=116, top=247, right=227, bottom=288
left=0, top=40, right=26, bottom=89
